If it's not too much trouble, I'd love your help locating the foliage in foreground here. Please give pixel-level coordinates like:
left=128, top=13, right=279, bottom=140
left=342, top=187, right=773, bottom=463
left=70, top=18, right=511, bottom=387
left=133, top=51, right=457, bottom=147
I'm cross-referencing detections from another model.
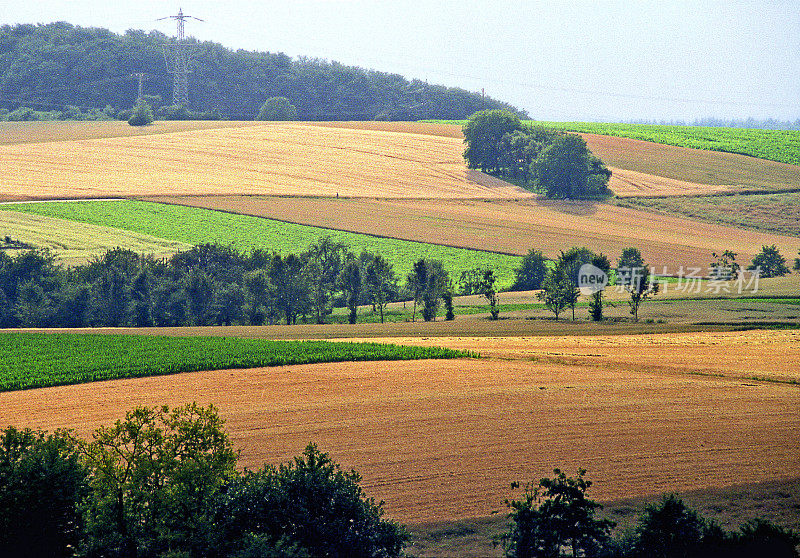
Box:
left=0, top=333, right=472, bottom=392
left=0, top=404, right=407, bottom=558
left=501, top=471, right=800, bottom=558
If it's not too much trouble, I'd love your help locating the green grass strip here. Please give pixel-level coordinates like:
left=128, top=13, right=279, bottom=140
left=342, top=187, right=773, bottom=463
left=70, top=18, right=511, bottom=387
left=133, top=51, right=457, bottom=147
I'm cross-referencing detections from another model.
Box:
left=0, top=200, right=522, bottom=290
left=424, top=120, right=800, bottom=166
left=0, top=333, right=474, bottom=392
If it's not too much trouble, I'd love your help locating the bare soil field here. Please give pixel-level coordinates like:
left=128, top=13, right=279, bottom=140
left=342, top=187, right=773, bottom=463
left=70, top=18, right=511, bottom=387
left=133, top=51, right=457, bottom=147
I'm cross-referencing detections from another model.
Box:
left=0, top=123, right=528, bottom=201
left=142, top=194, right=800, bottom=269
left=1, top=330, right=797, bottom=525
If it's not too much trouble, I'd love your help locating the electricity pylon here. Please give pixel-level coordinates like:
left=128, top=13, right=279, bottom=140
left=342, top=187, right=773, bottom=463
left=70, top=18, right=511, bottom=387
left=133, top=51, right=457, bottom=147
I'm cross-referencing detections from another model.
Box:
left=159, top=8, right=204, bottom=107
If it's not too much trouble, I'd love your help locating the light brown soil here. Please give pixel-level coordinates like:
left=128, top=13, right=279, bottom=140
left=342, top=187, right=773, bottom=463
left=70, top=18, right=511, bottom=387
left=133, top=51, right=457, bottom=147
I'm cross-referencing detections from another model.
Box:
left=0, top=123, right=528, bottom=201
left=1, top=331, right=797, bottom=524
left=141, top=194, right=800, bottom=269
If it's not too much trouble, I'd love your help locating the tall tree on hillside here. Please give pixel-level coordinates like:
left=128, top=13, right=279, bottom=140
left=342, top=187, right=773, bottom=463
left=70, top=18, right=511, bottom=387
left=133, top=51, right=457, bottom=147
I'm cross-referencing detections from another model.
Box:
left=304, top=237, right=350, bottom=324
left=339, top=260, right=362, bottom=324
left=749, top=245, right=790, bottom=278
left=364, top=254, right=397, bottom=324
left=267, top=254, right=310, bottom=325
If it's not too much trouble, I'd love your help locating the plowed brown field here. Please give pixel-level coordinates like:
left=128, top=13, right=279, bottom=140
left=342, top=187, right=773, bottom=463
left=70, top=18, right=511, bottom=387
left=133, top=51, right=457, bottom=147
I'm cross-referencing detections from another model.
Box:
left=141, top=194, right=800, bottom=269
left=1, top=330, right=797, bottom=523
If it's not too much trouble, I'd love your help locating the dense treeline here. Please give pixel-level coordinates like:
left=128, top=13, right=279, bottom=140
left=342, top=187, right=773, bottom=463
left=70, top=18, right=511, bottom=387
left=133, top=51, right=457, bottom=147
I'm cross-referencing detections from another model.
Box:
left=0, top=238, right=463, bottom=328
left=0, top=22, right=521, bottom=120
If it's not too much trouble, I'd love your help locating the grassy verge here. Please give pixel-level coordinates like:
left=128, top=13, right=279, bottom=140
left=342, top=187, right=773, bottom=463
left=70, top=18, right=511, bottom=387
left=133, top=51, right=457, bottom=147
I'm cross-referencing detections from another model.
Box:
left=0, top=200, right=522, bottom=289
left=616, top=192, right=800, bottom=237
left=0, top=333, right=474, bottom=392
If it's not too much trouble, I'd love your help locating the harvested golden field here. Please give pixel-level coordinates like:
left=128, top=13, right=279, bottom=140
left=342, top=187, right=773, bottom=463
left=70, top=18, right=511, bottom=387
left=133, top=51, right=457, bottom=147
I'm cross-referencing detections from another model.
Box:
left=0, top=122, right=528, bottom=201
left=0, top=329, right=797, bottom=523
left=312, top=122, right=800, bottom=195
left=143, top=194, right=800, bottom=269
left=0, top=208, right=191, bottom=265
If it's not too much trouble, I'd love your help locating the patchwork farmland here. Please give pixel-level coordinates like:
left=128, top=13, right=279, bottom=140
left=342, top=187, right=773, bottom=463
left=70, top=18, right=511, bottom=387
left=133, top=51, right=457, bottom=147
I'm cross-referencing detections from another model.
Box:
left=1, top=119, right=799, bottom=552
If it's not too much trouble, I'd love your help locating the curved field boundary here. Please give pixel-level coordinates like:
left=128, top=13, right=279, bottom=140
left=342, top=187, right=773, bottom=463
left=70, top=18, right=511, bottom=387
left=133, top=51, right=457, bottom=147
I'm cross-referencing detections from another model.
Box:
left=0, top=200, right=523, bottom=288
left=0, top=122, right=529, bottom=201
left=0, top=332, right=471, bottom=392
left=1, top=331, right=797, bottom=522
left=139, top=195, right=800, bottom=271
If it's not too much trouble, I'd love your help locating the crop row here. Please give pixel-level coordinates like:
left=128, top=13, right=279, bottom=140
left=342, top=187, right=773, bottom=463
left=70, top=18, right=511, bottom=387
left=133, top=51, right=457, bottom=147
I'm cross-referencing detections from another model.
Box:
left=1, top=201, right=522, bottom=290
left=0, top=333, right=474, bottom=392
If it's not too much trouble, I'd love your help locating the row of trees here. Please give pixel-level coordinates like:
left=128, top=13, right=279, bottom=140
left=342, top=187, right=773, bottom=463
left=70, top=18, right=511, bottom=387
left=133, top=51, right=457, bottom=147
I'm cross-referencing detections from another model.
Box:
left=462, top=110, right=612, bottom=199
left=0, top=239, right=482, bottom=328
left=2, top=410, right=797, bottom=558
left=0, top=22, right=522, bottom=121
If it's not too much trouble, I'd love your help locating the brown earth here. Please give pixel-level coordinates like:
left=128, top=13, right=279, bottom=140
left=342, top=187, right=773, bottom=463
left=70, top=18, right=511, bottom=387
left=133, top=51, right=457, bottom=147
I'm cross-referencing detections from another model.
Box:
left=1, top=330, right=797, bottom=524
left=140, top=194, right=800, bottom=270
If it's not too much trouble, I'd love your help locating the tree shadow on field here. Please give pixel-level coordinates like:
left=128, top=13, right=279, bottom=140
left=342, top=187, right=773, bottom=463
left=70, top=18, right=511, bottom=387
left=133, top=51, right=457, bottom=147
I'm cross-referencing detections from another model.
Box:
left=528, top=197, right=602, bottom=217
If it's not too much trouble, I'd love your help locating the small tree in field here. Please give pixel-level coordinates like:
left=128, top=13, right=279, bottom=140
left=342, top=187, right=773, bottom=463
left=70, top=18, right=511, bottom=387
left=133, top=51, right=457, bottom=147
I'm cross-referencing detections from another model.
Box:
left=127, top=98, right=154, bottom=126
left=478, top=268, right=500, bottom=320
left=537, top=265, right=578, bottom=320
left=794, top=250, right=800, bottom=272
left=512, top=249, right=548, bottom=291
left=749, top=244, right=790, bottom=278
left=339, top=260, right=362, bottom=324
left=501, top=468, right=614, bottom=558
left=710, top=249, right=740, bottom=280
left=256, top=96, right=298, bottom=121
left=617, top=247, right=659, bottom=322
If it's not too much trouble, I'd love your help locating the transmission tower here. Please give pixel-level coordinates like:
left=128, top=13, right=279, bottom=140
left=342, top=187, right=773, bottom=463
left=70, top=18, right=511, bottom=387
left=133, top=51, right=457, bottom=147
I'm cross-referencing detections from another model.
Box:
left=159, top=8, right=204, bottom=107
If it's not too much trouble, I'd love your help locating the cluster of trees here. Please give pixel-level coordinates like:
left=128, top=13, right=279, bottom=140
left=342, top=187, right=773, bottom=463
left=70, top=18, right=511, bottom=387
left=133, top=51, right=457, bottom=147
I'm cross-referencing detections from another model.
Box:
left=0, top=22, right=521, bottom=121
left=462, top=110, right=612, bottom=199
left=513, top=246, right=657, bottom=322
left=711, top=245, right=797, bottom=280
left=0, top=239, right=479, bottom=328
left=0, top=404, right=407, bottom=558
left=501, top=468, right=800, bottom=558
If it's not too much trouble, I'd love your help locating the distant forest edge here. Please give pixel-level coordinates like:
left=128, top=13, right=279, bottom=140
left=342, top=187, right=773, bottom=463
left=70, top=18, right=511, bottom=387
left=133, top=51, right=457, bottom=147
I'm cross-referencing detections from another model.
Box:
left=0, top=22, right=522, bottom=121
left=428, top=120, right=800, bottom=167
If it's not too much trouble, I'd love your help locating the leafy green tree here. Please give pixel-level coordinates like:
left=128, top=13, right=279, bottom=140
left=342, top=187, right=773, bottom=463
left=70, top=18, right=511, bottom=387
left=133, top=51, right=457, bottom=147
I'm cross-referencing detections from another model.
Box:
left=364, top=254, right=397, bottom=323
left=749, top=245, right=790, bottom=278
left=537, top=265, right=577, bottom=320
left=587, top=253, right=611, bottom=322
left=213, top=444, right=408, bottom=558
left=130, top=268, right=154, bottom=327
left=406, top=259, right=428, bottom=322
left=501, top=468, right=614, bottom=558
left=257, top=96, right=299, bottom=121
left=420, top=260, right=450, bottom=322
left=0, top=427, right=87, bottom=558
left=512, top=249, right=548, bottom=291
left=531, top=134, right=611, bottom=199
left=463, top=110, right=523, bottom=173
left=632, top=494, right=724, bottom=558
left=79, top=403, right=237, bottom=558
left=730, top=518, right=800, bottom=558
left=442, top=288, right=455, bottom=321
left=339, top=260, right=363, bottom=324
left=709, top=250, right=740, bottom=280
left=303, top=237, right=350, bottom=324
left=794, top=250, right=800, bottom=272
left=478, top=268, right=500, bottom=320
left=268, top=253, right=310, bottom=325
left=127, top=98, right=154, bottom=126
left=617, top=247, right=659, bottom=322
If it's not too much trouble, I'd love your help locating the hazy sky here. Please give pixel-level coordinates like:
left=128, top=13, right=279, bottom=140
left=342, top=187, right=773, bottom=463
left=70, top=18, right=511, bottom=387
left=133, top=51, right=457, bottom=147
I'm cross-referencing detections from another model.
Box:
left=5, top=0, right=799, bottom=122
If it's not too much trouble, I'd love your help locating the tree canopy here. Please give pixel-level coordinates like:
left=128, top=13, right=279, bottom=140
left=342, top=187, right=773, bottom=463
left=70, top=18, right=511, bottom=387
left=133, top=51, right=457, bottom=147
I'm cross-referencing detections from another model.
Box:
left=0, top=22, right=521, bottom=120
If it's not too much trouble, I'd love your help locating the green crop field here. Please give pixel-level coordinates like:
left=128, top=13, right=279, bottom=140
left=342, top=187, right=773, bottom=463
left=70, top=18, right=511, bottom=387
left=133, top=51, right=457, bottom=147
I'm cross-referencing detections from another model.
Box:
left=426, top=120, right=800, bottom=166
left=0, top=200, right=522, bottom=289
left=0, top=333, right=472, bottom=392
